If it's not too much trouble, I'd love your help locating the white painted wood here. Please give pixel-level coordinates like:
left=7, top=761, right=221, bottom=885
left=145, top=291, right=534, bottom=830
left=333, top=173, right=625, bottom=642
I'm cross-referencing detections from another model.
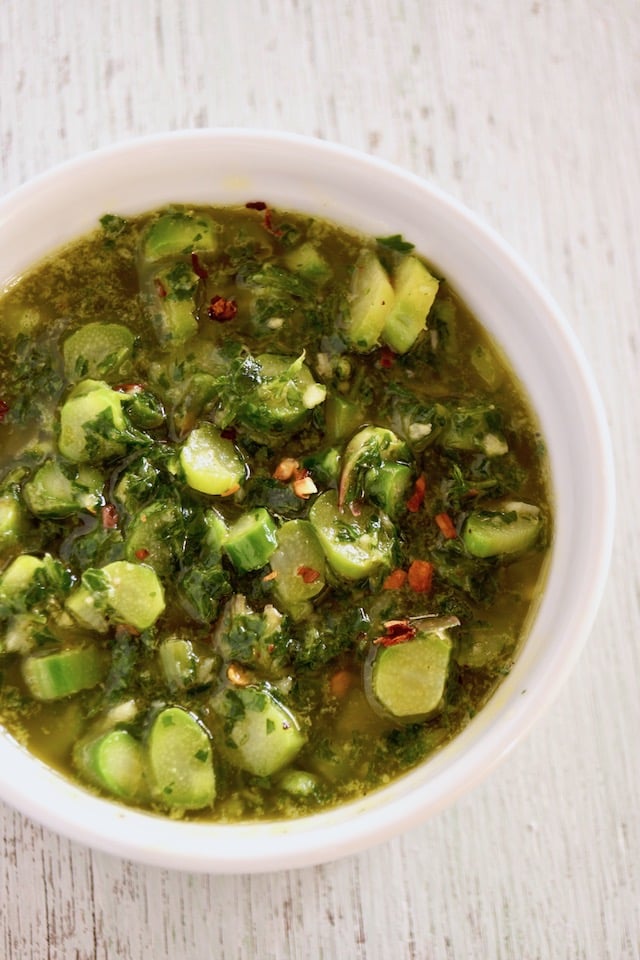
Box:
left=0, top=0, right=638, bottom=956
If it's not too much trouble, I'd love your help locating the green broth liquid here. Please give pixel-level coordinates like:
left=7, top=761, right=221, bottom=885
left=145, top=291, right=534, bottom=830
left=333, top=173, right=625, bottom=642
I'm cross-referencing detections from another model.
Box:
left=0, top=204, right=551, bottom=821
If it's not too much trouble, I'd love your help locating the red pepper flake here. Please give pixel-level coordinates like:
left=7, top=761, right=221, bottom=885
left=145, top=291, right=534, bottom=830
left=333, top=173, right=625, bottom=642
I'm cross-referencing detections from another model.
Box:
left=220, top=426, right=237, bottom=441
left=154, top=277, right=167, bottom=298
left=382, top=568, right=408, bottom=590
left=101, top=504, right=119, bottom=529
left=208, top=295, right=238, bottom=322
left=135, top=548, right=150, bottom=561
left=297, top=565, right=320, bottom=584
left=379, top=346, right=395, bottom=369
left=113, top=382, right=145, bottom=395
left=191, top=252, right=209, bottom=280
left=374, top=619, right=417, bottom=647
left=406, top=474, right=426, bottom=513
left=0, top=399, right=9, bottom=423
left=407, top=559, right=434, bottom=593
left=246, top=200, right=283, bottom=237
left=435, top=512, right=457, bottom=539
left=263, top=207, right=282, bottom=237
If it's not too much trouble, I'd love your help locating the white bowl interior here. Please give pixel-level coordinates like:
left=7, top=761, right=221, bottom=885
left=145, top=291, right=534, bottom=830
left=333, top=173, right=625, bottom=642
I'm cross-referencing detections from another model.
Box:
left=0, top=131, right=614, bottom=872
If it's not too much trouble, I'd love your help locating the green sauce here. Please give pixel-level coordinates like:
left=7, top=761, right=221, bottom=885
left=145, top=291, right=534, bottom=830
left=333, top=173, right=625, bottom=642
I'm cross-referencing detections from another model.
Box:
left=0, top=203, right=551, bottom=820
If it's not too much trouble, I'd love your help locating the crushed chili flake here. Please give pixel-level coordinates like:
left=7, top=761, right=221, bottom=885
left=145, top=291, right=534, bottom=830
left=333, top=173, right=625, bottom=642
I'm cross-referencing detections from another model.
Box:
left=220, top=483, right=240, bottom=497
left=101, top=504, right=119, bottom=529
left=406, top=474, right=426, bottom=513
left=113, top=382, right=145, bottom=395
left=383, top=568, right=408, bottom=590
left=407, top=559, right=434, bottom=593
left=379, top=346, right=395, bottom=369
left=154, top=277, right=167, bottom=298
left=0, top=399, right=9, bottom=423
left=191, top=252, right=209, bottom=280
left=134, top=548, right=150, bottom=561
left=262, top=207, right=282, bottom=237
left=220, top=426, right=237, bottom=441
left=297, top=565, right=320, bottom=584
left=245, top=201, right=267, bottom=211
left=435, top=512, right=457, bottom=539
left=374, top=619, right=417, bottom=647
left=208, top=295, right=238, bottom=322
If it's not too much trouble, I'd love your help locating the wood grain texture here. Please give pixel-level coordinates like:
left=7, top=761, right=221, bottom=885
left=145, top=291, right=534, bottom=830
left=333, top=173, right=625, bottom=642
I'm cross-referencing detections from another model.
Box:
left=1, top=1, right=639, bottom=957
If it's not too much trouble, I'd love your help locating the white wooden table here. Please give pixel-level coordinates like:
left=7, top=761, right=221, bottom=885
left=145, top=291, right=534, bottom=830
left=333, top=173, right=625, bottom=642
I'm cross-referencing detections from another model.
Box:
left=1, top=2, right=638, bottom=956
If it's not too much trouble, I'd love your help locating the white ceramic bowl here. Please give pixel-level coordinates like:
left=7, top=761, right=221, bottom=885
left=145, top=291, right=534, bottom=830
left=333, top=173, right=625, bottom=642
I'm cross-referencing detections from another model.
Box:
left=0, top=130, right=614, bottom=872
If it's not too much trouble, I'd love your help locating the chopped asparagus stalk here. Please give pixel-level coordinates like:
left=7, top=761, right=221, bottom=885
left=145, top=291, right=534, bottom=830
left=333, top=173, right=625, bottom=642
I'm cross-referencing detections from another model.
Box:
left=462, top=502, right=542, bottom=557
left=309, top=490, right=395, bottom=581
left=73, top=729, right=147, bottom=801
left=224, top=508, right=278, bottom=572
left=214, top=686, right=305, bottom=777
left=147, top=706, right=216, bottom=810
left=369, top=620, right=457, bottom=719
left=343, top=251, right=395, bottom=351
left=180, top=423, right=246, bottom=496
left=382, top=255, right=439, bottom=354
left=63, top=322, right=135, bottom=381
left=22, top=646, right=106, bottom=701
left=142, top=210, right=218, bottom=262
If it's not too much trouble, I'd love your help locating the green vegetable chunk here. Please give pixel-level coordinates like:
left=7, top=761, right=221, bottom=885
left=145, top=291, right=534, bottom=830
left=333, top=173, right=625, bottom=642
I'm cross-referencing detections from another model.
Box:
left=23, top=460, right=103, bottom=518
left=159, top=638, right=199, bottom=689
left=365, top=460, right=413, bottom=519
left=63, top=322, right=135, bottom=381
left=215, top=686, right=305, bottom=777
left=238, top=353, right=326, bottom=435
left=284, top=242, right=330, bottom=283
left=0, top=554, right=45, bottom=600
left=370, top=628, right=454, bottom=720
left=381, top=255, right=439, bottom=354
left=22, top=647, right=106, bottom=701
left=180, top=423, right=245, bottom=496
left=65, top=585, right=109, bottom=633
left=309, top=490, right=395, bottom=581
left=269, top=519, right=326, bottom=617
left=124, top=501, right=182, bottom=575
left=142, top=211, right=218, bottom=262
left=438, top=404, right=508, bottom=457
left=343, top=252, right=395, bottom=351
left=224, top=508, right=278, bottom=572
left=145, top=262, right=199, bottom=346
left=147, top=706, right=215, bottom=810
left=338, top=424, right=410, bottom=509
left=83, top=561, right=166, bottom=630
left=0, top=495, right=28, bottom=554
left=462, top=502, right=542, bottom=557
left=58, top=379, right=128, bottom=463
left=73, top=729, right=146, bottom=801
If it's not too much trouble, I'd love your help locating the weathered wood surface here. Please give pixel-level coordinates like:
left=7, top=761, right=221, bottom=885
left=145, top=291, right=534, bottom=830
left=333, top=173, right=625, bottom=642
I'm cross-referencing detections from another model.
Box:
left=1, top=1, right=638, bottom=956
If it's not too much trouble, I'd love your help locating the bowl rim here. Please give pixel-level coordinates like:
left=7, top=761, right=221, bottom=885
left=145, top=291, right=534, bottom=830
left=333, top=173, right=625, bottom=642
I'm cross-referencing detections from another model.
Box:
left=0, top=129, right=615, bottom=872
